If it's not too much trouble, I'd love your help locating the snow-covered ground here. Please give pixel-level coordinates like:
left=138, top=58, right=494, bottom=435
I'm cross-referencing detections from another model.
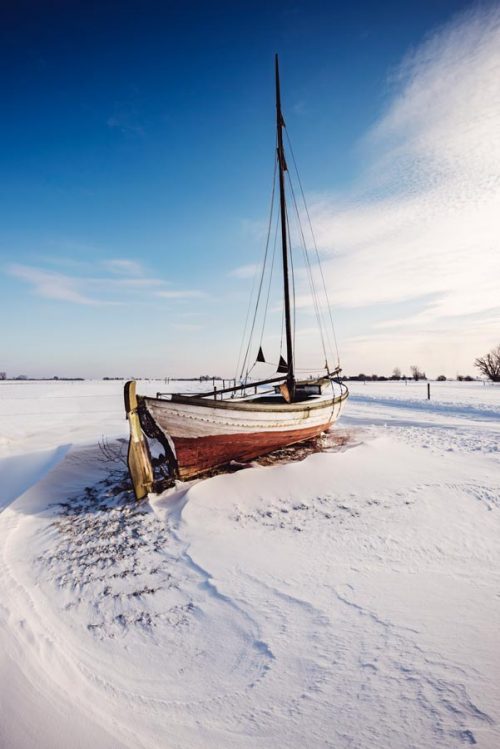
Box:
left=0, top=379, right=499, bottom=748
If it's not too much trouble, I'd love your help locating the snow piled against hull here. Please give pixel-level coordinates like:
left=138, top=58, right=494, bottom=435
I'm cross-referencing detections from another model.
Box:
left=0, top=379, right=499, bottom=748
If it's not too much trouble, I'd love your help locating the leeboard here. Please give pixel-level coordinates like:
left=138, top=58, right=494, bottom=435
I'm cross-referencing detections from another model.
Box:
left=124, top=381, right=154, bottom=500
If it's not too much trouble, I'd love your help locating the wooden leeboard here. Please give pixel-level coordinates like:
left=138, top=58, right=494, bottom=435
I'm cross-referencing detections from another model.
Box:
left=124, top=381, right=154, bottom=500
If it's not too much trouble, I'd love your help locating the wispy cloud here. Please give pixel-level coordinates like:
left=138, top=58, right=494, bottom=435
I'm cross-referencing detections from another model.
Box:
left=155, top=290, right=206, bottom=300
left=171, top=323, right=204, bottom=331
left=298, top=5, right=500, bottom=371
left=6, top=259, right=204, bottom=306
left=228, top=263, right=260, bottom=279
left=91, top=276, right=164, bottom=289
left=7, top=264, right=106, bottom=305
left=103, top=258, right=145, bottom=276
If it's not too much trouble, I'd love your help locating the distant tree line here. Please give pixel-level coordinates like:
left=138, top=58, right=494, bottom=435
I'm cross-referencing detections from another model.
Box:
left=343, top=365, right=427, bottom=382
left=342, top=366, right=478, bottom=382
left=1, top=375, right=85, bottom=381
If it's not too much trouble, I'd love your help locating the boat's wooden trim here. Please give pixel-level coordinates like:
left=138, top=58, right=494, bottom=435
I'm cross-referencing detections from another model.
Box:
left=144, top=387, right=348, bottom=415
left=155, top=370, right=342, bottom=401
left=163, top=375, right=287, bottom=400
left=142, top=393, right=345, bottom=444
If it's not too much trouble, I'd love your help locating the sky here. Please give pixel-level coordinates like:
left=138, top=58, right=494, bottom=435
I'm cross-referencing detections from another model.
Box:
left=1, top=0, right=499, bottom=379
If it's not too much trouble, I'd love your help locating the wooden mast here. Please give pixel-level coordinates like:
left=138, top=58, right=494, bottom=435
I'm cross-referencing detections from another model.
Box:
left=275, top=53, right=295, bottom=399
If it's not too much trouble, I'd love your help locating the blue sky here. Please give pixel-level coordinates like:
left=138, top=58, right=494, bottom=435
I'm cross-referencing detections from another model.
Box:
left=1, top=0, right=498, bottom=378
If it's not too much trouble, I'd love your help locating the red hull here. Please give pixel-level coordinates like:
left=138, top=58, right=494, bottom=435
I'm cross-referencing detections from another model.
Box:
left=173, top=421, right=331, bottom=479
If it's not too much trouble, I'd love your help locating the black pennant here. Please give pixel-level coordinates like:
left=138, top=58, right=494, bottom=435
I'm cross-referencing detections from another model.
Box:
left=257, top=346, right=266, bottom=363
left=277, top=355, right=288, bottom=373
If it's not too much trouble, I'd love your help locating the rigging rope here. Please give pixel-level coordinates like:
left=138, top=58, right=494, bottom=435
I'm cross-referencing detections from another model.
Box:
left=279, top=294, right=285, bottom=358
left=257, top=209, right=280, bottom=353
left=287, top=171, right=330, bottom=370
left=238, top=153, right=278, bottom=381
left=234, top=256, right=260, bottom=381
left=284, top=204, right=296, bottom=371
left=284, top=128, right=340, bottom=366
left=237, top=125, right=341, bottom=381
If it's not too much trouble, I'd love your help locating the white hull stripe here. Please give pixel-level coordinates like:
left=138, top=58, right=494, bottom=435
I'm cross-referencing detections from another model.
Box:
left=145, top=396, right=347, bottom=440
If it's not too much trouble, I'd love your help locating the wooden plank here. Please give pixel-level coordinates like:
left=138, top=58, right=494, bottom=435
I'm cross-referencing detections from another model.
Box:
left=174, top=420, right=332, bottom=479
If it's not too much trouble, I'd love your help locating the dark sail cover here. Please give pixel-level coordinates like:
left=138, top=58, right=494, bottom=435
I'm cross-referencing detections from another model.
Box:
left=277, top=355, right=288, bottom=373
left=257, top=346, right=266, bottom=363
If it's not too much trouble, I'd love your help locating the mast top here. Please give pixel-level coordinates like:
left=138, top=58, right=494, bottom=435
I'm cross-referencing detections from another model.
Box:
left=275, top=54, right=285, bottom=128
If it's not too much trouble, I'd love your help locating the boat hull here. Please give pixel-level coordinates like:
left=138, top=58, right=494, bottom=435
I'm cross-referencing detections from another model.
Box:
left=172, top=420, right=331, bottom=477
left=140, top=389, right=348, bottom=479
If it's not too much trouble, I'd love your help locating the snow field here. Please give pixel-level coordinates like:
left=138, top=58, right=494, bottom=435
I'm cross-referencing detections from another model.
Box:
left=0, top=380, right=499, bottom=748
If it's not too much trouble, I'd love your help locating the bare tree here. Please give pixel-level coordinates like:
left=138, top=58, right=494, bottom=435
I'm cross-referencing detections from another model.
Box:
left=410, top=365, right=426, bottom=381
left=392, top=367, right=401, bottom=380
left=475, top=344, right=500, bottom=382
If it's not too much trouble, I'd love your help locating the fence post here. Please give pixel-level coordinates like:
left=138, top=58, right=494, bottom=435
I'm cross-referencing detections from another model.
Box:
left=427, top=382, right=430, bottom=400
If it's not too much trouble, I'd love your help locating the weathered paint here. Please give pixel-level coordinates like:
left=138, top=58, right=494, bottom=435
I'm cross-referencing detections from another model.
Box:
left=173, top=420, right=332, bottom=479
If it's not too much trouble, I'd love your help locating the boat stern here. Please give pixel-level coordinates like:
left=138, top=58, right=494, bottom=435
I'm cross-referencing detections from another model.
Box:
left=124, top=381, right=154, bottom=500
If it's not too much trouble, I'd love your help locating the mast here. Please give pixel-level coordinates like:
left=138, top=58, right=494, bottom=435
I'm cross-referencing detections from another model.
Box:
left=275, top=53, right=295, bottom=395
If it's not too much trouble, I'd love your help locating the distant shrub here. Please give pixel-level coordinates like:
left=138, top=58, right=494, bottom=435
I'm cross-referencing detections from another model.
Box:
left=437, top=375, right=447, bottom=381
left=410, top=365, right=427, bottom=381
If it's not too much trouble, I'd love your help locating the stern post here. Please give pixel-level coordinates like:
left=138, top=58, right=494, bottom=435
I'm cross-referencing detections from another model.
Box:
left=124, top=380, right=154, bottom=500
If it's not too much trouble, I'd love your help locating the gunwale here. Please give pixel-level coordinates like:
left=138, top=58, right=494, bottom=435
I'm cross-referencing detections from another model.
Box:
left=144, top=386, right=348, bottom=414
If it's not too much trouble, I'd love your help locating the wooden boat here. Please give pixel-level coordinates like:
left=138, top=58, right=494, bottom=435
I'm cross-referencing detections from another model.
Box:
left=125, top=56, right=349, bottom=498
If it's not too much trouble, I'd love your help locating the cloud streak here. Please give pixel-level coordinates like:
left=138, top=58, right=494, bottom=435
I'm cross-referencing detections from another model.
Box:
left=228, top=263, right=260, bottom=279
left=299, top=5, right=500, bottom=372
left=155, top=290, right=206, bottom=299
left=7, top=264, right=105, bottom=305
left=103, top=258, right=146, bottom=277
left=6, top=259, right=204, bottom=306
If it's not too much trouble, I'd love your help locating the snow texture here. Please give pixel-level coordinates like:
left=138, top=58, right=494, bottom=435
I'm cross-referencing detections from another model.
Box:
left=0, top=379, right=499, bottom=748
